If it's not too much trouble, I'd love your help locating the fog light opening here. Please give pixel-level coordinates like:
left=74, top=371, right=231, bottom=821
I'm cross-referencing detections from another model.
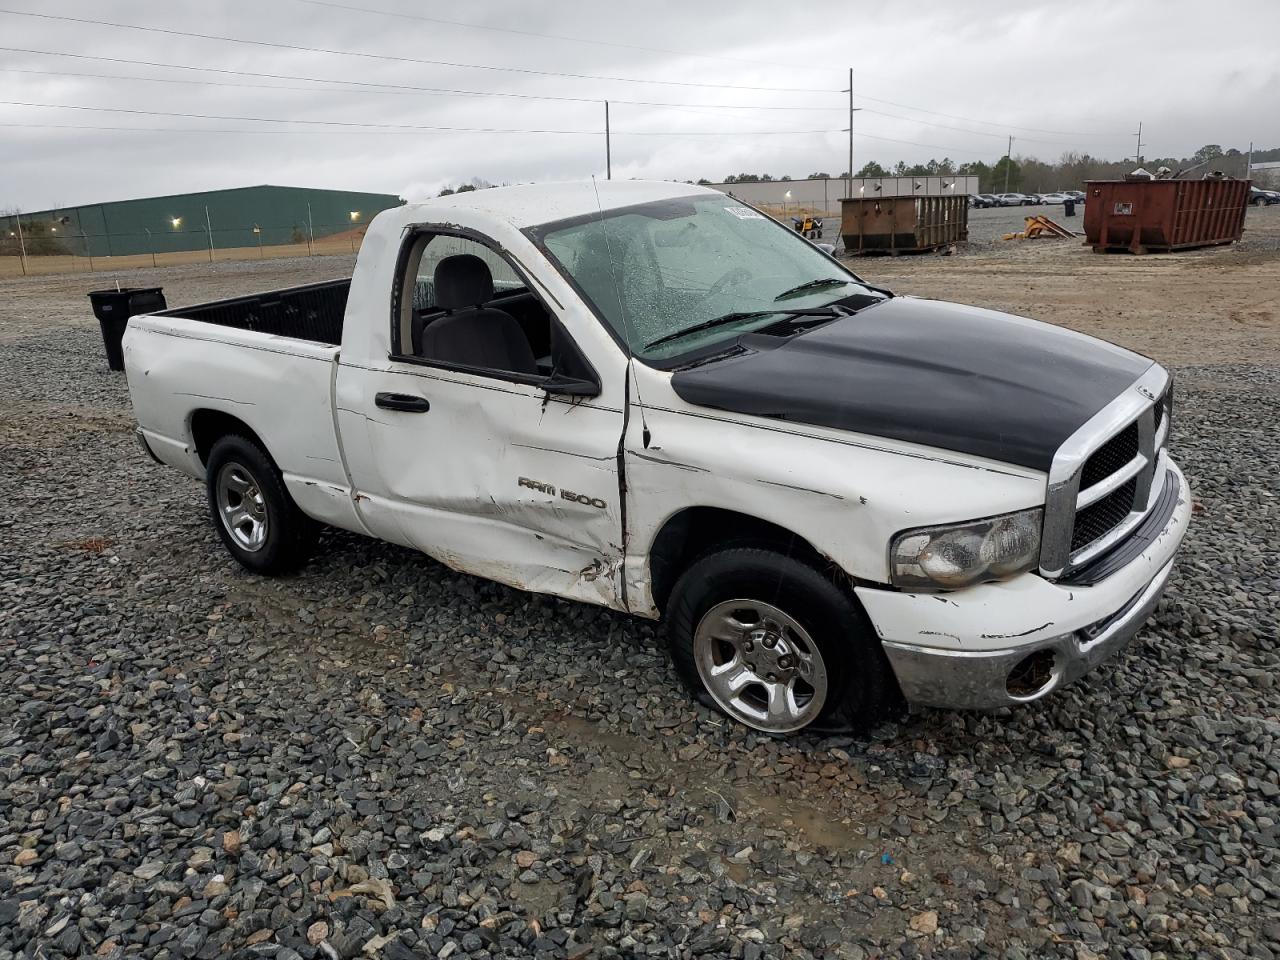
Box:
left=1006, top=649, right=1057, bottom=700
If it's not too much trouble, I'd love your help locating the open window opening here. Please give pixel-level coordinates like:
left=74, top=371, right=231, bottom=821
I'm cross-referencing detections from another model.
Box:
left=392, top=231, right=595, bottom=393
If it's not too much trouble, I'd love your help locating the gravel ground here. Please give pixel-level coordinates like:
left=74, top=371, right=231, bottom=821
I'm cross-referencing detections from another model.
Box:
left=2, top=232, right=1279, bottom=960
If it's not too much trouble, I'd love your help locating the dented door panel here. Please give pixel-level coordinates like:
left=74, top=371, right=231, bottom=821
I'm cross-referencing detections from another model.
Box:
left=337, top=361, right=626, bottom=607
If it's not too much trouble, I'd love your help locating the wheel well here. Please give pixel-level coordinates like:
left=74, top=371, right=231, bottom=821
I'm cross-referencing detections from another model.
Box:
left=189, top=409, right=265, bottom=466
left=647, top=507, right=830, bottom=616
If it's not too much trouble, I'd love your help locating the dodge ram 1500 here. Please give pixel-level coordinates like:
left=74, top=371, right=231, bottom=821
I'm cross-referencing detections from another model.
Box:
left=124, top=180, right=1190, bottom=734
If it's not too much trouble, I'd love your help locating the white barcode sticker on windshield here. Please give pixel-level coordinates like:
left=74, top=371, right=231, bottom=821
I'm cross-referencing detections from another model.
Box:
left=724, top=206, right=765, bottom=220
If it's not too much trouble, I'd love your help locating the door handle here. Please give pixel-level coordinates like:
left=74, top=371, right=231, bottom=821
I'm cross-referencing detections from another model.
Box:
left=374, top=392, right=430, bottom=413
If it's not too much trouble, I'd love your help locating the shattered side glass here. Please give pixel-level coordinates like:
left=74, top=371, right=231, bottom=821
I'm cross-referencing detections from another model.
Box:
left=540, top=195, right=867, bottom=361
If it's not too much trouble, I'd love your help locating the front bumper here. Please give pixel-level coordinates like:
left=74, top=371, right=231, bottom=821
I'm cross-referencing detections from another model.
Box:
left=857, top=461, right=1190, bottom=710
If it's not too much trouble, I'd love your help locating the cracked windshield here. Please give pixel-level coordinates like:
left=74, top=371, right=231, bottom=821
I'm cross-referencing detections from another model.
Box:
left=540, top=194, right=879, bottom=360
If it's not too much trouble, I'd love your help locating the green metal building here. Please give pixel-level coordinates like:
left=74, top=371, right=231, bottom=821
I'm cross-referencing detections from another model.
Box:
left=0, top=184, right=405, bottom=258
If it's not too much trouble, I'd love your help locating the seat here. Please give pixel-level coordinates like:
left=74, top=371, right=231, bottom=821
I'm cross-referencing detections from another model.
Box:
left=418, top=254, right=538, bottom=375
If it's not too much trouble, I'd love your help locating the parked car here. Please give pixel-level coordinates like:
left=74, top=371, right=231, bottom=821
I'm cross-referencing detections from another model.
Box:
left=1037, top=192, right=1069, bottom=205
left=974, top=193, right=1001, bottom=208
left=996, top=192, right=1036, bottom=206
left=123, top=180, right=1190, bottom=735
left=1250, top=186, right=1280, bottom=206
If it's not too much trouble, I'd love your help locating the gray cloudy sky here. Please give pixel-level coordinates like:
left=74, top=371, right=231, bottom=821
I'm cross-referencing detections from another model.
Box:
left=2, top=0, right=1277, bottom=210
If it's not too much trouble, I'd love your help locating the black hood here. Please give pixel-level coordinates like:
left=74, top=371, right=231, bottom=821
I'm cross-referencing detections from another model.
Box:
left=668, top=296, right=1153, bottom=471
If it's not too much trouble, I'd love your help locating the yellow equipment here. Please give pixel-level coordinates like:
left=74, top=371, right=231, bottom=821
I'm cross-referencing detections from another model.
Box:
left=1003, top=215, right=1080, bottom=241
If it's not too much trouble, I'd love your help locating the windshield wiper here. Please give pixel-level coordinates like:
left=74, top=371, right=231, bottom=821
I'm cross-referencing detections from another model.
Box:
left=644, top=307, right=841, bottom=350
left=772, top=277, right=859, bottom=301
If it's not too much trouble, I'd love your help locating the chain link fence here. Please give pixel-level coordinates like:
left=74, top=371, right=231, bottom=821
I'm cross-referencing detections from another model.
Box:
left=0, top=220, right=370, bottom=278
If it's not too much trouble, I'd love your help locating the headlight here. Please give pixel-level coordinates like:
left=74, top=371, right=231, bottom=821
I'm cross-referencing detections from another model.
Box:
left=890, top=508, right=1042, bottom=590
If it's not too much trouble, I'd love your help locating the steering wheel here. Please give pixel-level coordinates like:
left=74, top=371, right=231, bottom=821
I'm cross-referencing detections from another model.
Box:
left=706, top=266, right=753, bottom=300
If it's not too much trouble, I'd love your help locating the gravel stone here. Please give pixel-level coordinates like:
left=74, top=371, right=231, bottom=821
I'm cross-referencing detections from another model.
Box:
left=3, top=240, right=1280, bottom=958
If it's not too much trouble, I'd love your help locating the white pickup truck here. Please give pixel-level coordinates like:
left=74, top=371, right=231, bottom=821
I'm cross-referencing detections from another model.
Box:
left=124, top=180, right=1190, bottom=735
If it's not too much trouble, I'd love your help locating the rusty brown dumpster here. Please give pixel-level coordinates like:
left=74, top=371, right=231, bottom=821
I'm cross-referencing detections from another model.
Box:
left=840, top=194, right=968, bottom=255
left=1083, top=178, right=1249, bottom=254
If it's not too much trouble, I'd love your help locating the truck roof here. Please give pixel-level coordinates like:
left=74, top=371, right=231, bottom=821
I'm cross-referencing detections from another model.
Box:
left=399, top=179, right=715, bottom=229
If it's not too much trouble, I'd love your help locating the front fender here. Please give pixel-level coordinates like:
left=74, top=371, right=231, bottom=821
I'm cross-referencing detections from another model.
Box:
left=623, top=370, right=1046, bottom=614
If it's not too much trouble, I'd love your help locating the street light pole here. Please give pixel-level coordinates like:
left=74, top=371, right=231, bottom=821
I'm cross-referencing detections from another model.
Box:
left=14, top=213, right=27, bottom=276
left=204, top=205, right=215, bottom=263
left=1004, top=135, right=1014, bottom=193
left=144, top=228, right=156, bottom=268
left=605, top=101, right=612, bottom=180
left=306, top=203, right=315, bottom=256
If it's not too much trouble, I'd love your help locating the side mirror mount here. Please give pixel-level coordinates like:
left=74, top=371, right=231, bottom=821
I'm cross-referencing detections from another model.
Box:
left=542, top=372, right=600, bottom=398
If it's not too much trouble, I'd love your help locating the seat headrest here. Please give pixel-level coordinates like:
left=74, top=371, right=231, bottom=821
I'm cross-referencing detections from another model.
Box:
left=434, top=254, right=495, bottom=310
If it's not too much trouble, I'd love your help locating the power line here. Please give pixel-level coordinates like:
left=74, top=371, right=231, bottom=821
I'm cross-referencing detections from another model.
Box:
left=0, top=101, right=842, bottom=136
left=853, top=131, right=995, bottom=158
left=857, top=107, right=1086, bottom=146
left=0, top=120, right=844, bottom=141
left=0, top=118, right=1002, bottom=160
left=0, top=9, right=838, bottom=94
left=3, top=61, right=1102, bottom=148
left=855, top=93, right=1130, bottom=139
left=295, top=0, right=819, bottom=72
left=0, top=121, right=565, bottom=136
left=0, top=43, right=1131, bottom=146
left=0, top=58, right=836, bottom=111
left=0, top=59, right=1110, bottom=148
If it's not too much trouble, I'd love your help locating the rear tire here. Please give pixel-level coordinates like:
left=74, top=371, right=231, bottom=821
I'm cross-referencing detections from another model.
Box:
left=666, top=546, right=900, bottom=735
left=206, top=434, right=318, bottom=574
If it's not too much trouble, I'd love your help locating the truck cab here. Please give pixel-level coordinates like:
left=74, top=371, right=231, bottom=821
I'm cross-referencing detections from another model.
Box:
left=125, top=180, right=1191, bottom=736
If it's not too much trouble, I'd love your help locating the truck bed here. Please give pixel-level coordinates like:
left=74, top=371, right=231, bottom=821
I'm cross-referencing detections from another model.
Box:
left=157, top=278, right=350, bottom=345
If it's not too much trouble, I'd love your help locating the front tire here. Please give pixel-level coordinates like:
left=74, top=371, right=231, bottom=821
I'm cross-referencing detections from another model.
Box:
left=666, top=547, right=900, bottom=734
left=206, top=434, right=317, bottom=574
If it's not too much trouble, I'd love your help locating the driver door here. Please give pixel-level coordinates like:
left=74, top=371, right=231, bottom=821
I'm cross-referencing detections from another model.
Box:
left=335, top=229, right=626, bottom=608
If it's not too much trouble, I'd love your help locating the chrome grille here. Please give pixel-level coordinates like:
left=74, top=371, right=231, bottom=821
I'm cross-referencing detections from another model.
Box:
left=1039, top=367, right=1172, bottom=579
left=1080, top=423, right=1140, bottom=489
left=1071, top=477, right=1137, bottom=551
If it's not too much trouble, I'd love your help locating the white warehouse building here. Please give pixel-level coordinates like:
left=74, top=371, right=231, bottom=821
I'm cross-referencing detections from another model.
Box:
left=707, top=176, right=981, bottom=216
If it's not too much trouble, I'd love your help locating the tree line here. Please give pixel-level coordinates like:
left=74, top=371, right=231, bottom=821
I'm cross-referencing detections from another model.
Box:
left=0, top=212, right=65, bottom=257
left=714, top=144, right=1277, bottom=194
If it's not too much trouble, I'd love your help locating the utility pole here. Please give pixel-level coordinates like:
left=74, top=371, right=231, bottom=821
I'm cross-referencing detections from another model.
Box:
left=306, top=203, right=315, bottom=256
left=1134, top=122, right=1143, bottom=166
left=13, top=213, right=27, bottom=276
left=144, top=227, right=156, bottom=268
left=204, top=205, right=214, bottom=263
left=846, top=67, right=853, bottom=199
left=1246, top=141, right=1253, bottom=181
left=1003, top=135, right=1014, bottom=193
left=605, top=101, right=612, bottom=180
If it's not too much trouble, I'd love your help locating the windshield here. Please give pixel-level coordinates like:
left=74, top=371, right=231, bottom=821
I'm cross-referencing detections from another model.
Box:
left=534, top=194, right=877, bottom=361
